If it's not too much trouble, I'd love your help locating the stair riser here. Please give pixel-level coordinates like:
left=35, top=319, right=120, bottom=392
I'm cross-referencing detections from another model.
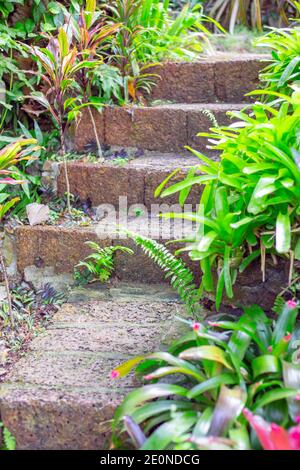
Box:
left=56, top=162, right=201, bottom=209
left=148, top=57, right=266, bottom=104
left=75, top=104, right=244, bottom=154
left=16, top=226, right=200, bottom=284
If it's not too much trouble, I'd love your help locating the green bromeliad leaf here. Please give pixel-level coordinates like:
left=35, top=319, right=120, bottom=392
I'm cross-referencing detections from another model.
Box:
left=276, top=212, right=291, bottom=253
left=179, top=346, right=233, bottom=371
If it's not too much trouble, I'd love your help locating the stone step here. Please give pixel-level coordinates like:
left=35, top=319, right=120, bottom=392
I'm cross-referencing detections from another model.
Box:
left=0, top=284, right=187, bottom=449
left=75, top=102, right=246, bottom=154
left=149, top=54, right=267, bottom=104
left=15, top=217, right=199, bottom=285
left=49, top=153, right=210, bottom=209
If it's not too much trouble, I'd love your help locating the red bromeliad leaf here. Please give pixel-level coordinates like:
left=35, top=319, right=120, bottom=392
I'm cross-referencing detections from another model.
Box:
left=243, top=408, right=300, bottom=450
left=243, top=408, right=277, bottom=450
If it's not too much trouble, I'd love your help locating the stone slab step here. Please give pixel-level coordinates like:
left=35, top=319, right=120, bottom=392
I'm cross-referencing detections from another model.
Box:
left=0, top=285, right=187, bottom=449
left=75, top=102, right=246, bottom=154
left=50, top=153, right=210, bottom=209
left=15, top=217, right=199, bottom=284
left=149, top=54, right=267, bottom=104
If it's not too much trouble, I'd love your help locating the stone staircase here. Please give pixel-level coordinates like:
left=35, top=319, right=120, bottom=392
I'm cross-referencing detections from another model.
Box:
left=0, top=54, right=267, bottom=449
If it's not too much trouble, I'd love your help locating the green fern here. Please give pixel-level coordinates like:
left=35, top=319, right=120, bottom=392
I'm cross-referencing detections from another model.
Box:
left=0, top=424, right=16, bottom=450
left=75, top=242, right=134, bottom=284
left=126, top=231, right=200, bottom=314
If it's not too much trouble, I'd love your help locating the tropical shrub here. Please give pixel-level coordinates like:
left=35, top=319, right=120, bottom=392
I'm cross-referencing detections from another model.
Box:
left=25, top=26, right=103, bottom=212
left=0, top=23, right=34, bottom=132
left=157, top=90, right=300, bottom=308
left=257, top=25, right=300, bottom=97
left=112, top=300, right=300, bottom=450
left=107, top=0, right=218, bottom=101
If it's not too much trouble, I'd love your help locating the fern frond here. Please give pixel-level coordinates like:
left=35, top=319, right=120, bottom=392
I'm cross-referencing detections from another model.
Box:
left=199, top=109, right=219, bottom=128
left=126, top=231, right=200, bottom=315
left=272, top=295, right=285, bottom=315
left=75, top=243, right=134, bottom=284
left=0, top=424, right=16, bottom=450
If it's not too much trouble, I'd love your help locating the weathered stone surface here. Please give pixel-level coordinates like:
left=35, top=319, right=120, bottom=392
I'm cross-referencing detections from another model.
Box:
left=0, top=293, right=187, bottom=449
left=148, top=55, right=268, bottom=104
left=16, top=225, right=107, bottom=275
left=230, top=258, right=290, bottom=311
left=56, top=153, right=203, bottom=210
left=23, top=265, right=73, bottom=291
left=105, top=105, right=187, bottom=152
left=0, top=386, right=124, bottom=449
left=214, top=55, right=269, bottom=103
left=74, top=107, right=105, bottom=153
left=57, top=161, right=145, bottom=208
left=15, top=217, right=197, bottom=283
left=76, top=103, right=245, bottom=153
left=149, top=61, right=216, bottom=103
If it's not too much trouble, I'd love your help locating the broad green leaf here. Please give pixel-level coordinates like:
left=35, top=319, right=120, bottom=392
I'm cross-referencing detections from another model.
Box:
left=113, top=384, right=188, bottom=429
left=253, top=388, right=300, bottom=411
left=179, top=346, right=233, bottom=370
left=252, top=355, right=281, bottom=379
left=141, top=411, right=197, bottom=450
left=160, top=175, right=217, bottom=197
left=187, top=374, right=236, bottom=399
left=58, top=27, right=69, bottom=58
left=276, top=212, right=291, bottom=253
left=272, top=302, right=299, bottom=345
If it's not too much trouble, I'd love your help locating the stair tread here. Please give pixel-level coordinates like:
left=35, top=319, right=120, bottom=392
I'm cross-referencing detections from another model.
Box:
left=62, top=152, right=217, bottom=169
left=0, top=285, right=188, bottom=449
left=110, top=102, right=248, bottom=110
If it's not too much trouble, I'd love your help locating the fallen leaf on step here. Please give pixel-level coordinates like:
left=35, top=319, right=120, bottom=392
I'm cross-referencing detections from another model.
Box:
left=26, top=203, right=50, bottom=226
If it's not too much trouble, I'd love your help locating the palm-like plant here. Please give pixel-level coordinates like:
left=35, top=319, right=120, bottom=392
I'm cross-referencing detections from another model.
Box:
left=66, top=0, right=121, bottom=155
left=207, top=0, right=299, bottom=33
left=25, top=26, right=102, bottom=212
left=0, top=138, right=38, bottom=326
left=112, top=301, right=300, bottom=450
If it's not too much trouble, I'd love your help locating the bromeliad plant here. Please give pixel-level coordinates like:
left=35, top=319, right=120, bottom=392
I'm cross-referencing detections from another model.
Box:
left=112, top=300, right=300, bottom=450
left=157, top=92, right=300, bottom=308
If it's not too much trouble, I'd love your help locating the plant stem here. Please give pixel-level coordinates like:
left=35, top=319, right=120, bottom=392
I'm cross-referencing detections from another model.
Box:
left=0, top=247, right=14, bottom=328
left=87, top=106, right=103, bottom=159
left=59, top=124, right=71, bottom=214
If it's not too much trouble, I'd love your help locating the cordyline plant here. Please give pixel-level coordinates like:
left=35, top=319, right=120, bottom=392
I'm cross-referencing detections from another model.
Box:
left=0, top=138, right=38, bottom=326
left=65, top=0, right=120, bottom=156
left=24, top=25, right=102, bottom=213
left=157, top=90, right=300, bottom=308
left=111, top=300, right=300, bottom=450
